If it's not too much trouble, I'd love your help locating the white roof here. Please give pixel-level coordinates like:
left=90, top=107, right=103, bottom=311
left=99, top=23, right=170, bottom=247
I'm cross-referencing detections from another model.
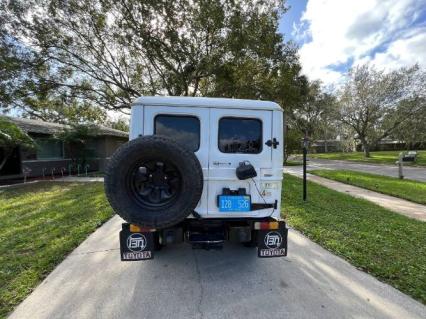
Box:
left=132, top=96, right=282, bottom=111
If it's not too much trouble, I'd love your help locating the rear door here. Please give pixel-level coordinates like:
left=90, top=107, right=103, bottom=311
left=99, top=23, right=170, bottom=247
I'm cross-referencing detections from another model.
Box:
left=207, top=108, right=273, bottom=217
left=143, top=105, right=209, bottom=215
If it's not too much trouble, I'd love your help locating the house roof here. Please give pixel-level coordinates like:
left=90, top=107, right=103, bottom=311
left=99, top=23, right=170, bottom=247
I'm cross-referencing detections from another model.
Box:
left=4, top=116, right=128, bottom=138
left=133, top=96, right=282, bottom=112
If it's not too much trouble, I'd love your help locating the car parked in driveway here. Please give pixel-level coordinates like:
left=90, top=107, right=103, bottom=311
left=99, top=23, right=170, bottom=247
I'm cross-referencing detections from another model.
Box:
left=105, top=96, right=287, bottom=260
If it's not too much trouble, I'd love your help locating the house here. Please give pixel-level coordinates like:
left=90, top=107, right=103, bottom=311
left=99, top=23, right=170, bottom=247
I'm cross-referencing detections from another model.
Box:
left=355, top=138, right=406, bottom=152
left=311, top=139, right=343, bottom=153
left=0, top=116, right=128, bottom=181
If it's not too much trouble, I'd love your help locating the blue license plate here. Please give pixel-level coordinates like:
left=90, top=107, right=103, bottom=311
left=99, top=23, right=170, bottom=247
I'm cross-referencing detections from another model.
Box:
left=218, top=195, right=251, bottom=212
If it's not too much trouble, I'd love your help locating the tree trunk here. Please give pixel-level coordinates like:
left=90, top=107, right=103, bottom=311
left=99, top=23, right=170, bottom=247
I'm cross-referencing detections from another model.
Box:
left=363, top=143, right=370, bottom=157
left=324, top=128, right=328, bottom=153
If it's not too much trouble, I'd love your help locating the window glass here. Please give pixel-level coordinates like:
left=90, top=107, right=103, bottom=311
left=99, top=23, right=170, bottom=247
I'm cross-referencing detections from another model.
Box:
left=218, top=117, right=262, bottom=154
left=84, top=139, right=98, bottom=158
left=36, top=138, right=64, bottom=159
left=154, top=115, right=200, bottom=152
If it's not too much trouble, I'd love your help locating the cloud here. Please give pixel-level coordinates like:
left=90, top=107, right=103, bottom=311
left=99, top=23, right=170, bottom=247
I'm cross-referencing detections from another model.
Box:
left=295, top=0, right=426, bottom=85
left=356, top=29, right=426, bottom=69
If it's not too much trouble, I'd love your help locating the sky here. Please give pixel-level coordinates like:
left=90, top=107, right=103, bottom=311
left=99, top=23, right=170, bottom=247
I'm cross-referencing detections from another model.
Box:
left=279, top=0, right=426, bottom=86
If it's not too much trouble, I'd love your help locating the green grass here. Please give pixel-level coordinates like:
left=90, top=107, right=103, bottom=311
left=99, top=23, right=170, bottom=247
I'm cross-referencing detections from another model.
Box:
left=309, top=150, right=426, bottom=166
left=0, top=182, right=114, bottom=318
left=282, top=174, right=426, bottom=304
left=310, top=170, right=426, bottom=205
left=284, top=160, right=303, bottom=166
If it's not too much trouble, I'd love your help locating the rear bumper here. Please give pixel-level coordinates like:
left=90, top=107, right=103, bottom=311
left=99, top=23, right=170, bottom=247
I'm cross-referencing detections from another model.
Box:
left=120, top=217, right=288, bottom=261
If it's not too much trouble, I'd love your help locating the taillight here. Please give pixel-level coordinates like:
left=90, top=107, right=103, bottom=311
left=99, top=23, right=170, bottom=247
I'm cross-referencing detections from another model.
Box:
left=254, top=221, right=279, bottom=230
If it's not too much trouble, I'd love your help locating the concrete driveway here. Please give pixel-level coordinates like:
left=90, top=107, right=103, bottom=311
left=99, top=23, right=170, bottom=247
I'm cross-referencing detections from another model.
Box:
left=301, top=158, right=426, bottom=182
left=9, top=216, right=425, bottom=319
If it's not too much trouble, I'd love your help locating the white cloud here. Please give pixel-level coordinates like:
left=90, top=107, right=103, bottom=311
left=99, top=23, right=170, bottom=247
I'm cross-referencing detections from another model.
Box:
left=357, top=29, right=426, bottom=69
left=296, top=0, right=426, bottom=85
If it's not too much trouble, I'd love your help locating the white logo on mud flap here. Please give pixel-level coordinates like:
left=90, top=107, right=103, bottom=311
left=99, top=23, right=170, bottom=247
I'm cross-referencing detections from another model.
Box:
left=264, top=231, right=282, bottom=249
left=127, top=233, right=147, bottom=252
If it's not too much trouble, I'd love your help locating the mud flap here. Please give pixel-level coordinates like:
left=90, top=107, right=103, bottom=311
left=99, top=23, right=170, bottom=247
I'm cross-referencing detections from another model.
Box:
left=257, top=223, right=288, bottom=258
left=120, top=223, right=154, bottom=261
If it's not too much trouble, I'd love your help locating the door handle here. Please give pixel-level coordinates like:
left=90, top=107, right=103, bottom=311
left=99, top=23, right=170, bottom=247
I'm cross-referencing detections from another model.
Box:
left=265, top=138, right=279, bottom=149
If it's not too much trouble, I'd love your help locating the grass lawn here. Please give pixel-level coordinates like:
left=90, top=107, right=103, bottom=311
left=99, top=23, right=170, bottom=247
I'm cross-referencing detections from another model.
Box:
left=282, top=174, right=426, bottom=304
left=309, top=150, right=426, bottom=166
left=310, top=170, right=426, bottom=205
left=284, top=160, right=303, bottom=166
left=0, top=182, right=114, bottom=318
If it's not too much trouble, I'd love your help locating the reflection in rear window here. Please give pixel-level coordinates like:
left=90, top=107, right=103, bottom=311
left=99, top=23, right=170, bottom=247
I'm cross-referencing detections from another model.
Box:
left=154, top=115, right=200, bottom=152
left=218, top=117, right=262, bottom=154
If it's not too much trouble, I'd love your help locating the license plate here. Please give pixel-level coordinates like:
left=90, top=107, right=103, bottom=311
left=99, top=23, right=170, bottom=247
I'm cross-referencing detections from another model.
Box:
left=218, top=195, right=251, bottom=212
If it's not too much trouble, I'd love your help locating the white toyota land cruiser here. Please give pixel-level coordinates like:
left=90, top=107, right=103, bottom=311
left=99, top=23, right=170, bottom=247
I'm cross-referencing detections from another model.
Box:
left=105, top=96, right=287, bottom=260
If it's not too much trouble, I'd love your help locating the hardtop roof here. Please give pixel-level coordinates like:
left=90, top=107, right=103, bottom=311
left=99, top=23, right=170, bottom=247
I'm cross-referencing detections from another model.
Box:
left=133, top=96, right=282, bottom=111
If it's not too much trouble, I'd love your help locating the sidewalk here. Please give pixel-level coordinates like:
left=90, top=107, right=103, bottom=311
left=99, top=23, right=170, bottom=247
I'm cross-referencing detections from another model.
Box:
left=56, top=176, right=104, bottom=182
left=299, top=158, right=426, bottom=182
left=0, top=176, right=104, bottom=189
left=285, top=168, right=426, bottom=222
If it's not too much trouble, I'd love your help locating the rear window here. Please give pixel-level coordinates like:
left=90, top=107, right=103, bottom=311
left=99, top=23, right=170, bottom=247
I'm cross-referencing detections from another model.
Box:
left=218, top=117, right=262, bottom=154
left=154, top=115, right=200, bottom=152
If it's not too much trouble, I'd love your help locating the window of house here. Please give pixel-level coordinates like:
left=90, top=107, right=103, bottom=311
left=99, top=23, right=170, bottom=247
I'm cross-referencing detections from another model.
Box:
left=84, top=139, right=99, bottom=159
left=154, top=115, right=200, bottom=152
left=35, top=138, right=64, bottom=159
left=218, top=117, right=262, bottom=154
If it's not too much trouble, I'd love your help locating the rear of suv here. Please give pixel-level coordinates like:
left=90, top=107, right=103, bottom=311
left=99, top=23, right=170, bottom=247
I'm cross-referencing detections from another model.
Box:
left=105, top=96, right=287, bottom=260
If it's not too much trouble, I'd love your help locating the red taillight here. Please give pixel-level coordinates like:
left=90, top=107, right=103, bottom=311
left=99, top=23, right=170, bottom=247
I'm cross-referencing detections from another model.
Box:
left=129, top=224, right=156, bottom=233
left=254, top=221, right=279, bottom=230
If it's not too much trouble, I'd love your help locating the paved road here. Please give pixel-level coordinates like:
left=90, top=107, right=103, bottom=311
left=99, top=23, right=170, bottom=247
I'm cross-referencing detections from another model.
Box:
left=300, top=159, right=426, bottom=182
left=9, top=216, right=426, bottom=319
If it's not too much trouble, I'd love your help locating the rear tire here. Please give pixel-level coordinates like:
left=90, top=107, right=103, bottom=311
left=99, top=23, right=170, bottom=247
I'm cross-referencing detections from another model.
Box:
left=105, top=135, right=203, bottom=229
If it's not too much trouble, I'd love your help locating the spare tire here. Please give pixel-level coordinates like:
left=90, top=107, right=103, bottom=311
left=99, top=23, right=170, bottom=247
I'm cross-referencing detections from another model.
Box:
left=104, top=135, right=203, bottom=228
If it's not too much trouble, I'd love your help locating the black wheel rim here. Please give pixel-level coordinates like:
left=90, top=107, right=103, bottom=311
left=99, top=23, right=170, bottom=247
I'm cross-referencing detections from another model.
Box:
left=127, top=160, right=182, bottom=208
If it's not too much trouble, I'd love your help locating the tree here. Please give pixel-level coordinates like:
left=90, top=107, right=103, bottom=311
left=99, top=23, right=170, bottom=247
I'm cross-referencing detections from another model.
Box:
left=0, top=116, right=34, bottom=171
left=293, top=80, right=338, bottom=140
left=57, top=124, right=99, bottom=165
left=390, top=97, right=426, bottom=149
left=107, top=117, right=129, bottom=132
left=1, top=0, right=302, bottom=114
left=282, top=80, right=338, bottom=158
left=338, top=64, right=425, bottom=157
left=283, top=127, right=302, bottom=162
left=0, top=31, right=106, bottom=123
left=19, top=96, right=107, bottom=124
